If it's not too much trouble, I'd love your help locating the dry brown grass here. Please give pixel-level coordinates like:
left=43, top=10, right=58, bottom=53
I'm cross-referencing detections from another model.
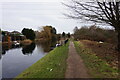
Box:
left=80, top=40, right=118, bottom=68
left=21, top=39, right=33, bottom=45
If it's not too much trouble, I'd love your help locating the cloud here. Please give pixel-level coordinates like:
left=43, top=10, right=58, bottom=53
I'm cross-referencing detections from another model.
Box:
left=1, top=1, right=84, bottom=33
left=0, top=0, right=64, bottom=2
left=19, top=17, right=35, bottom=22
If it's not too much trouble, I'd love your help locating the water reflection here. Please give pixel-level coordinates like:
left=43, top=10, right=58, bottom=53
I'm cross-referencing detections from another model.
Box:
left=2, top=43, right=36, bottom=55
left=22, top=43, right=36, bottom=55
left=1, top=40, right=57, bottom=78
left=2, top=40, right=56, bottom=56
left=2, top=43, right=22, bottom=55
left=36, top=40, right=56, bottom=52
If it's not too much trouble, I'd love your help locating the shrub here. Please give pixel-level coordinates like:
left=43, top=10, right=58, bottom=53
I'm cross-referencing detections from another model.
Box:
left=74, top=25, right=117, bottom=44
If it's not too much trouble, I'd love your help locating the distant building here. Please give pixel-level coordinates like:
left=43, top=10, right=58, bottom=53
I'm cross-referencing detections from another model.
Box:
left=2, top=31, right=26, bottom=42
left=10, top=31, right=26, bottom=41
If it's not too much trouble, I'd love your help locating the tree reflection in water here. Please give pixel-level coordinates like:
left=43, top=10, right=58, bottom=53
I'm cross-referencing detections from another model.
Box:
left=22, top=43, right=36, bottom=55
left=36, top=40, right=56, bottom=52
left=1, top=40, right=56, bottom=56
left=2, top=43, right=21, bottom=55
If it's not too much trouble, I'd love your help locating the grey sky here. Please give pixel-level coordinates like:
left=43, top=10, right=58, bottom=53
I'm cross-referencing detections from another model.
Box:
left=0, top=0, right=113, bottom=33
left=1, top=1, right=78, bottom=33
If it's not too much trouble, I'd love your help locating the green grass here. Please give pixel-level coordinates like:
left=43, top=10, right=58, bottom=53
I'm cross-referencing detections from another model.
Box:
left=74, top=41, right=118, bottom=78
left=15, top=43, right=69, bottom=78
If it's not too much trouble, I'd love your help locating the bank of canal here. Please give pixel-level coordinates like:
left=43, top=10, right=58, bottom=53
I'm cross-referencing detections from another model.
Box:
left=15, top=42, right=69, bottom=78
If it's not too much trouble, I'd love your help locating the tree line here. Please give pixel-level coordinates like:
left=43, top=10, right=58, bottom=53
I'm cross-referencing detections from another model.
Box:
left=22, top=26, right=71, bottom=42
left=73, top=25, right=117, bottom=44
left=64, top=0, right=120, bottom=51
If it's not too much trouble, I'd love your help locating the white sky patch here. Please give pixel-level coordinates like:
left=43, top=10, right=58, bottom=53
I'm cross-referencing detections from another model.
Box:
left=1, top=2, right=82, bottom=33
left=0, top=0, right=113, bottom=33
left=0, top=0, right=64, bottom=2
left=19, top=17, right=35, bottom=22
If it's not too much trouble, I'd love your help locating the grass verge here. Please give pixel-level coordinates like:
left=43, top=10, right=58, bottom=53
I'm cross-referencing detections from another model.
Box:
left=74, top=41, right=118, bottom=78
left=15, top=42, right=69, bottom=78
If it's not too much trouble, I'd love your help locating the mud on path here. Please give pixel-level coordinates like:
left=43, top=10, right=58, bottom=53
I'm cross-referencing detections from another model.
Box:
left=65, top=41, right=89, bottom=78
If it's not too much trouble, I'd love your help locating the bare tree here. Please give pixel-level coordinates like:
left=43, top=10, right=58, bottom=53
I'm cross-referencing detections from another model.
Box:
left=63, top=0, right=120, bottom=51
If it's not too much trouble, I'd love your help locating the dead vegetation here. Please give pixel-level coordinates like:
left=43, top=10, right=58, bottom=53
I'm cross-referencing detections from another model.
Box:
left=80, top=40, right=118, bottom=69
left=20, top=39, right=33, bottom=45
left=74, top=25, right=117, bottom=44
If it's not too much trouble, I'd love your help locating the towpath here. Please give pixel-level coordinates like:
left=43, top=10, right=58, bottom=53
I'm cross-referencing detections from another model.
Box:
left=65, top=41, right=89, bottom=78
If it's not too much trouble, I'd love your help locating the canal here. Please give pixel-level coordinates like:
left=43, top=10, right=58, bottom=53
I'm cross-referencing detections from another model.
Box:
left=1, top=41, right=56, bottom=78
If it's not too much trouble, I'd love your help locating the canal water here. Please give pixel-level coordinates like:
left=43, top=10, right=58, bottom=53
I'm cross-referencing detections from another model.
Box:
left=1, top=41, right=56, bottom=78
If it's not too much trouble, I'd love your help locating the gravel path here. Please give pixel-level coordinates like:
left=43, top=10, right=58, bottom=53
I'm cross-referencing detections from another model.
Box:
left=65, top=41, right=89, bottom=78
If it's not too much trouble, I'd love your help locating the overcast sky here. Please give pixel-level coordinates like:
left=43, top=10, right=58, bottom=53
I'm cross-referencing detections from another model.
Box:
left=0, top=0, right=113, bottom=33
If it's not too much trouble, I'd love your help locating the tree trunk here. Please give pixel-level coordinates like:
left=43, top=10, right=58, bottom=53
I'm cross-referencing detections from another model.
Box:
left=117, top=30, right=120, bottom=52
